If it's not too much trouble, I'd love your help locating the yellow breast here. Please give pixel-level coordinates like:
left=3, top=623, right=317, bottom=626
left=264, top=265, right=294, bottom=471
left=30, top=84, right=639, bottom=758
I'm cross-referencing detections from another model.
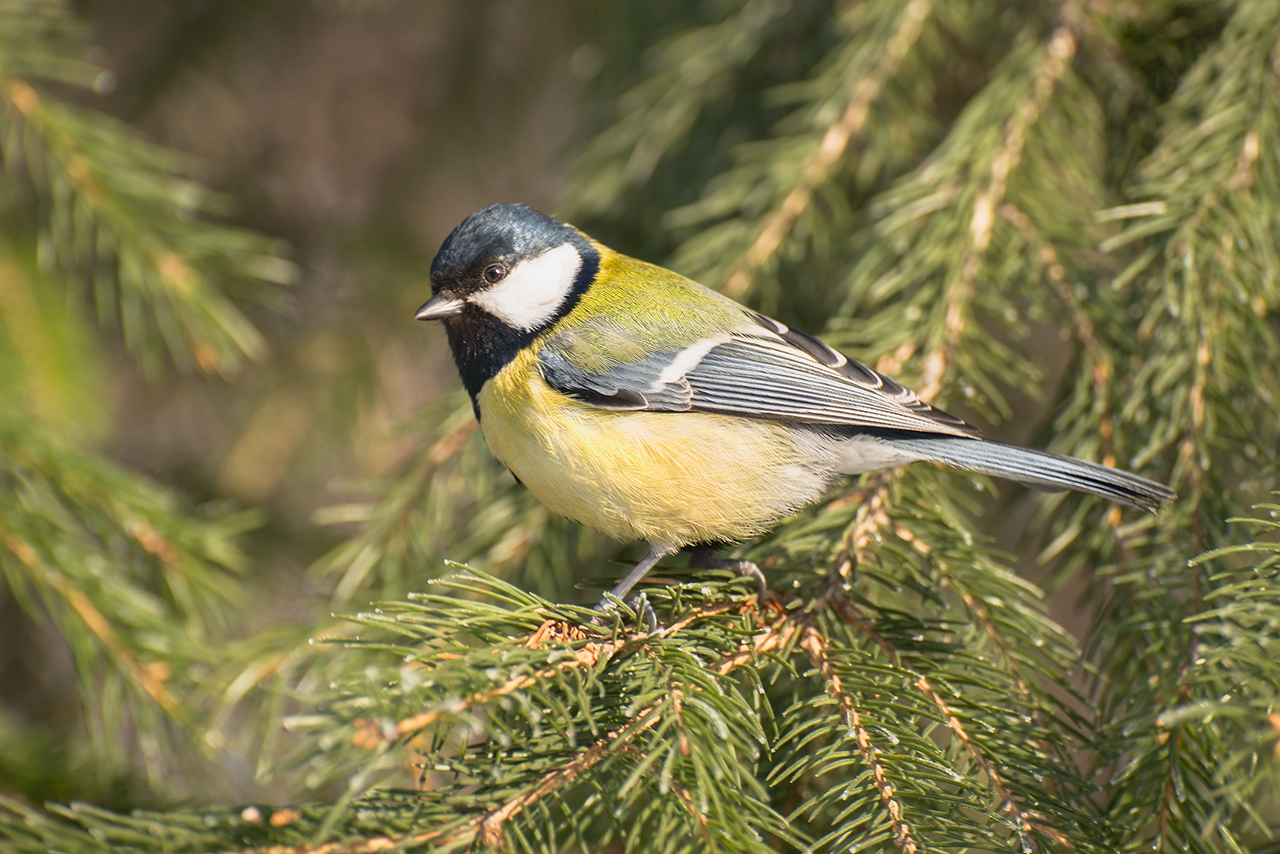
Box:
left=477, top=349, right=835, bottom=547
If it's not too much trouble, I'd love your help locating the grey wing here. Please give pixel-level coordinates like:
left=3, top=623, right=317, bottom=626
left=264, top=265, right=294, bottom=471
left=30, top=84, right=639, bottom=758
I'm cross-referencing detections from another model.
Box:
left=538, top=314, right=978, bottom=439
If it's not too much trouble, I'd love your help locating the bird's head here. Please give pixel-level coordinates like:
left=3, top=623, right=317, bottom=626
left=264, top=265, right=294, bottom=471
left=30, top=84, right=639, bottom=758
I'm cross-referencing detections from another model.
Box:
left=417, top=203, right=598, bottom=334
left=417, top=203, right=600, bottom=401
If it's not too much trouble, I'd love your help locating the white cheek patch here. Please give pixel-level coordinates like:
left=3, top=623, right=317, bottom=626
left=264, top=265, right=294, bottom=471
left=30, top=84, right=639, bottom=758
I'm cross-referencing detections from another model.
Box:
left=470, top=242, right=583, bottom=331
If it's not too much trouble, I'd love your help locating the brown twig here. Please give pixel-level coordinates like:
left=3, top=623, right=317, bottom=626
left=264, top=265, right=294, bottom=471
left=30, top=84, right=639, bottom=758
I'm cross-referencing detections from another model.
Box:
left=2, top=533, right=181, bottom=713
left=797, top=617, right=918, bottom=853
left=713, top=608, right=803, bottom=675
left=917, top=16, right=1079, bottom=403
left=828, top=593, right=1055, bottom=852
left=838, top=473, right=896, bottom=581
left=721, top=0, right=934, bottom=298
left=470, top=705, right=663, bottom=847
left=388, top=598, right=761, bottom=745
left=224, top=704, right=665, bottom=854
left=670, top=777, right=712, bottom=845
left=386, top=634, right=623, bottom=743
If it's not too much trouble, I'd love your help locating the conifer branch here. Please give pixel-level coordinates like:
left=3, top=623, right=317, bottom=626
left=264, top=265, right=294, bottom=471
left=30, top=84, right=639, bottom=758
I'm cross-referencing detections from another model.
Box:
left=207, top=703, right=667, bottom=854
left=711, top=599, right=803, bottom=674
left=0, top=4, right=291, bottom=376
left=844, top=474, right=896, bottom=572
left=0, top=418, right=252, bottom=774
left=797, top=617, right=918, bottom=853
left=386, top=626, right=626, bottom=743
left=466, top=703, right=664, bottom=849
left=828, top=592, right=1047, bottom=851
left=567, top=0, right=789, bottom=218
left=353, top=597, right=762, bottom=752
left=721, top=0, right=933, bottom=298
left=917, top=11, right=1079, bottom=402
left=38, top=555, right=181, bottom=714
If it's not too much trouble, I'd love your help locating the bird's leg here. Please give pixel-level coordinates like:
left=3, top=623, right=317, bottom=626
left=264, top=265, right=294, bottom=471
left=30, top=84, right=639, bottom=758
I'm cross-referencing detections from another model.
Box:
left=605, top=542, right=676, bottom=603
left=687, top=543, right=768, bottom=601
left=595, top=543, right=674, bottom=633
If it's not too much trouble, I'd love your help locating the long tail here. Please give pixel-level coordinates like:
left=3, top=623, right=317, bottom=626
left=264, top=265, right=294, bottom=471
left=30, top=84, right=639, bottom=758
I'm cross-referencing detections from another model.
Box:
left=881, top=436, right=1176, bottom=512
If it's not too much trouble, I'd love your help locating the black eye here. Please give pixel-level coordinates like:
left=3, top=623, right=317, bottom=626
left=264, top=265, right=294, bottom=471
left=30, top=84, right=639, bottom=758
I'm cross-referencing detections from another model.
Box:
left=483, top=263, right=507, bottom=283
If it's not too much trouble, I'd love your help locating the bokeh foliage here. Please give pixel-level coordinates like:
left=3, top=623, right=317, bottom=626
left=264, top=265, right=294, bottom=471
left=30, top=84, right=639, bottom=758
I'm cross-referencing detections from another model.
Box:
left=2, top=0, right=1280, bottom=852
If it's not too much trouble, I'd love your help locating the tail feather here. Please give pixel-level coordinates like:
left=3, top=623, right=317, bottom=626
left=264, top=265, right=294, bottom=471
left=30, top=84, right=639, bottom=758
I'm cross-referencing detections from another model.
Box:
left=882, top=436, right=1176, bottom=512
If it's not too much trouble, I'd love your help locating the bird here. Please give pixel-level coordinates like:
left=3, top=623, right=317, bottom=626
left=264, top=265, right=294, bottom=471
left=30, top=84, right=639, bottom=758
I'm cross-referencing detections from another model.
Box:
left=416, top=203, right=1175, bottom=603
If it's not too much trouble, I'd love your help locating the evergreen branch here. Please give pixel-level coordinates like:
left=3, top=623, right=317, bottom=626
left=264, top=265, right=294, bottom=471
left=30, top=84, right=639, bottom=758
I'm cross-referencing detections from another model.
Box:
left=1079, top=4, right=1280, bottom=832
left=916, top=10, right=1079, bottom=403
left=1153, top=549, right=1208, bottom=849
left=843, top=474, right=896, bottom=571
left=936, top=563, right=1086, bottom=806
left=568, top=0, right=790, bottom=219
left=826, top=456, right=1078, bottom=798
left=711, top=602, right=802, bottom=674
left=0, top=414, right=255, bottom=778
left=175, top=704, right=668, bottom=854
left=950, top=579, right=1031, bottom=700
left=386, top=622, right=626, bottom=744
left=720, top=0, right=933, bottom=298
left=442, top=702, right=665, bottom=850
left=828, top=591, right=1048, bottom=852
left=759, top=465, right=1095, bottom=848
left=345, top=586, right=764, bottom=755
left=22, top=549, right=180, bottom=714
left=310, top=576, right=795, bottom=851
left=797, top=616, right=918, bottom=853
left=832, top=3, right=1103, bottom=432
left=0, top=1, right=292, bottom=376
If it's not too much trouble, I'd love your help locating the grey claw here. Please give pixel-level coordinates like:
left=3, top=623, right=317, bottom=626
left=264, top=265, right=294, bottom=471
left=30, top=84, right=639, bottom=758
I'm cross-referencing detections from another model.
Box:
left=688, top=546, right=769, bottom=601
left=628, top=593, right=660, bottom=634
left=729, top=559, right=769, bottom=601
left=593, top=592, right=660, bottom=634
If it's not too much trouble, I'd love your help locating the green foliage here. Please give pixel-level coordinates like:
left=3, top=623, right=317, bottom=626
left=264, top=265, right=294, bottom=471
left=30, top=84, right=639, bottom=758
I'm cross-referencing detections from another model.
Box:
left=0, top=4, right=293, bottom=379
left=0, top=0, right=287, bottom=793
left=3, top=0, right=1280, bottom=852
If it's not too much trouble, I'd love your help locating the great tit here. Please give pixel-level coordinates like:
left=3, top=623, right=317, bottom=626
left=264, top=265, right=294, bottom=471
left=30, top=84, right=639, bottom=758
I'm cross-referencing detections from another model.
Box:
left=416, top=203, right=1175, bottom=601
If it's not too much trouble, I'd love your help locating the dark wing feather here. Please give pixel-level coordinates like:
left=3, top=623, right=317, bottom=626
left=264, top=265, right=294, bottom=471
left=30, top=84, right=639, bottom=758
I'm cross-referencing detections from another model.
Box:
left=538, top=347, right=691, bottom=410
left=537, top=316, right=978, bottom=438
left=683, top=335, right=977, bottom=436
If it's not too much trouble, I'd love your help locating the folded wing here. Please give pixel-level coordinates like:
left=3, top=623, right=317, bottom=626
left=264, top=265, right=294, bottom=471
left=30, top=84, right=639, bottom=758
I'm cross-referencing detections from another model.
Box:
left=538, top=314, right=978, bottom=439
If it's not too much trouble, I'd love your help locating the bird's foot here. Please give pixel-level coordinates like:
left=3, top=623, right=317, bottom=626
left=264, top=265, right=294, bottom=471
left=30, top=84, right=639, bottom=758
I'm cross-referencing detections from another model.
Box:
left=593, top=591, right=660, bottom=635
left=688, top=545, right=769, bottom=601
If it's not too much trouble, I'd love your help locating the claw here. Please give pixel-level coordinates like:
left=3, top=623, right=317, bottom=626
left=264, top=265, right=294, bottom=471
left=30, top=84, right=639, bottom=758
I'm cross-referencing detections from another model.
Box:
left=629, top=593, right=660, bottom=634
left=688, top=545, right=769, bottom=601
left=592, top=591, right=660, bottom=634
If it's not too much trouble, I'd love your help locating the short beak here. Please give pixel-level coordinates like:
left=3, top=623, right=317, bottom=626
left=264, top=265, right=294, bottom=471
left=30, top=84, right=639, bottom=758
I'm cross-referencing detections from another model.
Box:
left=415, top=293, right=465, bottom=321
